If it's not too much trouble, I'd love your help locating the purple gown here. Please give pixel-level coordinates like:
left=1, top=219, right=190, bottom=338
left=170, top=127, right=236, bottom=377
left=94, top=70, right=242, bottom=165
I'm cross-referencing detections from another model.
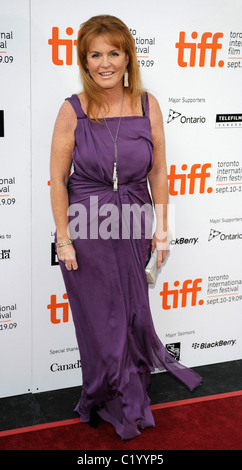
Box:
left=57, top=93, right=202, bottom=440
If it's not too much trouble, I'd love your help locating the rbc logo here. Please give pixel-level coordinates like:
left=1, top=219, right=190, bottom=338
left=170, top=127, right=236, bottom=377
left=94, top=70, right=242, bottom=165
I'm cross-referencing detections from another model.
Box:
left=176, top=31, right=224, bottom=67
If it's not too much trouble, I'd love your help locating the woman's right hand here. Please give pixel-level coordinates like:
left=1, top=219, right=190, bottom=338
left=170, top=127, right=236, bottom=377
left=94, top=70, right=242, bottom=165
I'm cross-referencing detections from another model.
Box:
left=57, top=244, right=78, bottom=271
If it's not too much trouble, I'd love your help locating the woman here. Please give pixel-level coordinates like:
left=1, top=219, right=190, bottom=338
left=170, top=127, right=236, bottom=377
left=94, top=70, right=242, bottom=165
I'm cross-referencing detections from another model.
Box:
left=50, top=14, right=202, bottom=440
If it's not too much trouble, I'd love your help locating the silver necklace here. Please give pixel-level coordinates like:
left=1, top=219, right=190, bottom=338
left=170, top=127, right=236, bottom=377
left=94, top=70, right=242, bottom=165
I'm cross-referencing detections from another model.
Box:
left=102, top=91, right=124, bottom=191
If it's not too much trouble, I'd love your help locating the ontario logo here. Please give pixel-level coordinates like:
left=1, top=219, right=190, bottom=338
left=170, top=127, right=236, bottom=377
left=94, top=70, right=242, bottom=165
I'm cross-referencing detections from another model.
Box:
left=167, top=109, right=206, bottom=125
left=208, top=228, right=242, bottom=242
left=175, top=31, right=224, bottom=67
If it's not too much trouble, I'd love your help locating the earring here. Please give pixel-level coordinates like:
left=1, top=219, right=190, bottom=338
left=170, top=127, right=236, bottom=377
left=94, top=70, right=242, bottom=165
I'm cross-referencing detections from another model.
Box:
left=124, top=67, right=129, bottom=87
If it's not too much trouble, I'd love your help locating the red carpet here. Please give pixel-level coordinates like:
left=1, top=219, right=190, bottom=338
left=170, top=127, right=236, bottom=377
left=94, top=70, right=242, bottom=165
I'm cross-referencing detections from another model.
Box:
left=1, top=391, right=242, bottom=450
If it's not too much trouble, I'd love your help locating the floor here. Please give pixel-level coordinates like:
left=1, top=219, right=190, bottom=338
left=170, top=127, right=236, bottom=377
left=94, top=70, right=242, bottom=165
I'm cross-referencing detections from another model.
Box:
left=1, top=359, right=242, bottom=432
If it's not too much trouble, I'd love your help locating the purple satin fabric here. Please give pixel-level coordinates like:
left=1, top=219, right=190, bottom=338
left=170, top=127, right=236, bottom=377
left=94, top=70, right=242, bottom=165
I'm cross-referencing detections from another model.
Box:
left=57, top=94, right=202, bottom=440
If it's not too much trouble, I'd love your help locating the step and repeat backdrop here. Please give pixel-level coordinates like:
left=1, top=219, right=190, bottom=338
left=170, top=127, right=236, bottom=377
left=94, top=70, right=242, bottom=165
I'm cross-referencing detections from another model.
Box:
left=1, top=0, right=242, bottom=398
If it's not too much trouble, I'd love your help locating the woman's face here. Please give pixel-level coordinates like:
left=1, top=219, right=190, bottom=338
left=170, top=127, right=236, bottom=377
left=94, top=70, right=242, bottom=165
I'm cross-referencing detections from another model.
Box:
left=86, top=34, right=129, bottom=91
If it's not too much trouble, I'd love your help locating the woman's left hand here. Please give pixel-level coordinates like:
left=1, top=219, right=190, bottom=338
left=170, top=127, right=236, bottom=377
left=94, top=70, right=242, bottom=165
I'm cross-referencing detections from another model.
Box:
left=151, top=233, right=169, bottom=269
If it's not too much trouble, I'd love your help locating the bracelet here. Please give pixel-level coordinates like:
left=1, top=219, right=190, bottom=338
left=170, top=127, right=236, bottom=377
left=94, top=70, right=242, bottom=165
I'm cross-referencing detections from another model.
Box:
left=154, top=233, right=169, bottom=251
left=56, top=239, right=73, bottom=248
left=155, top=233, right=167, bottom=242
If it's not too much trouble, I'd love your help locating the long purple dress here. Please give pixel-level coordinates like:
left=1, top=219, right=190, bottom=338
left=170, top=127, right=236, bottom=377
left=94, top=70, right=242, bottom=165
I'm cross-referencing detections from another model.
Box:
left=57, top=93, right=202, bottom=440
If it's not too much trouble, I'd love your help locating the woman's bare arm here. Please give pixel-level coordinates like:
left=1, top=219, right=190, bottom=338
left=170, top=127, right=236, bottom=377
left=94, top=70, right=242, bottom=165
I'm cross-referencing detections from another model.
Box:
left=50, top=100, right=78, bottom=270
left=148, top=93, right=169, bottom=267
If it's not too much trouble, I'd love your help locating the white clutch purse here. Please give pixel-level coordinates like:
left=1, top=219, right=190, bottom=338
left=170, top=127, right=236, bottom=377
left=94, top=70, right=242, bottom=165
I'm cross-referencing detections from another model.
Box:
left=145, top=249, right=158, bottom=284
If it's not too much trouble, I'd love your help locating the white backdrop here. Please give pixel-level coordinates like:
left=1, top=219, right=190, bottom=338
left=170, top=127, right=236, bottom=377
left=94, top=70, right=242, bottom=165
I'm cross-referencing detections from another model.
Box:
left=0, top=0, right=32, bottom=397
left=1, top=0, right=242, bottom=398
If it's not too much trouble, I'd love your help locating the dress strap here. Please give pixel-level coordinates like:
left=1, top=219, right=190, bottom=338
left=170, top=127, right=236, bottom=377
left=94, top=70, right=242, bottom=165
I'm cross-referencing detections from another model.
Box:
left=65, top=94, right=86, bottom=119
left=141, top=92, right=149, bottom=117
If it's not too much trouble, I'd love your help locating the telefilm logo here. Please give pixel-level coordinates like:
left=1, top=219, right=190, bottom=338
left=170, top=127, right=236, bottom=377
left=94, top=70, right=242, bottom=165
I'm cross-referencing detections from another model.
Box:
left=175, top=31, right=224, bottom=67
left=160, top=278, right=204, bottom=310
left=167, top=109, right=206, bottom=125
left=215, top=114, right=242, bottom=128
left=208, top=228, right=242, bottom=242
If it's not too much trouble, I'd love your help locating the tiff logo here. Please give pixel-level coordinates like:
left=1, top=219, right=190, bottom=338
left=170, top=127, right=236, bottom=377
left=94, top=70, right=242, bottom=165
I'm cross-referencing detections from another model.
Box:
left=168, top=163, right=212, bottom=195
left=48, top=27, right=78, bottom=65
left=176, top=31, right=224, bottom=67
left=160, top=278, right=204, bottom=310
left=47, top=293, right=69, bottom=324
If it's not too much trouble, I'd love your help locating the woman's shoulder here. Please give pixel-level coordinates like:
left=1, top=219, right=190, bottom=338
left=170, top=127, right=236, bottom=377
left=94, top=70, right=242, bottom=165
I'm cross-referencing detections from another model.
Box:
left=146, top=92, right=164, bottom=134
left=54, top=96, right=77, bottom=132
left=146, top=92, right=162, bottom=113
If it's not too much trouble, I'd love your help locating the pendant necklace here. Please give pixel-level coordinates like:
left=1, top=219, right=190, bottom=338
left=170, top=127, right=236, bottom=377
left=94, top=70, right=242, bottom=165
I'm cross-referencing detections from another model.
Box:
left=102, top=91, right=124, bottom=191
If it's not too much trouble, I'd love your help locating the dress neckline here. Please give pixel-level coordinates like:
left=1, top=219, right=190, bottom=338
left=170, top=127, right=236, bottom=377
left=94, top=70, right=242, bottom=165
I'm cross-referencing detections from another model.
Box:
left=75, top=94, right=148, bottom=120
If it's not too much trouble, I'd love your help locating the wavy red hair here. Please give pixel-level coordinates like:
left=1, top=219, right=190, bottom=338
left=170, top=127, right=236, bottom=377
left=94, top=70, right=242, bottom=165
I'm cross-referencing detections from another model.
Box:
left=76, top=15, right=144, bottom=119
